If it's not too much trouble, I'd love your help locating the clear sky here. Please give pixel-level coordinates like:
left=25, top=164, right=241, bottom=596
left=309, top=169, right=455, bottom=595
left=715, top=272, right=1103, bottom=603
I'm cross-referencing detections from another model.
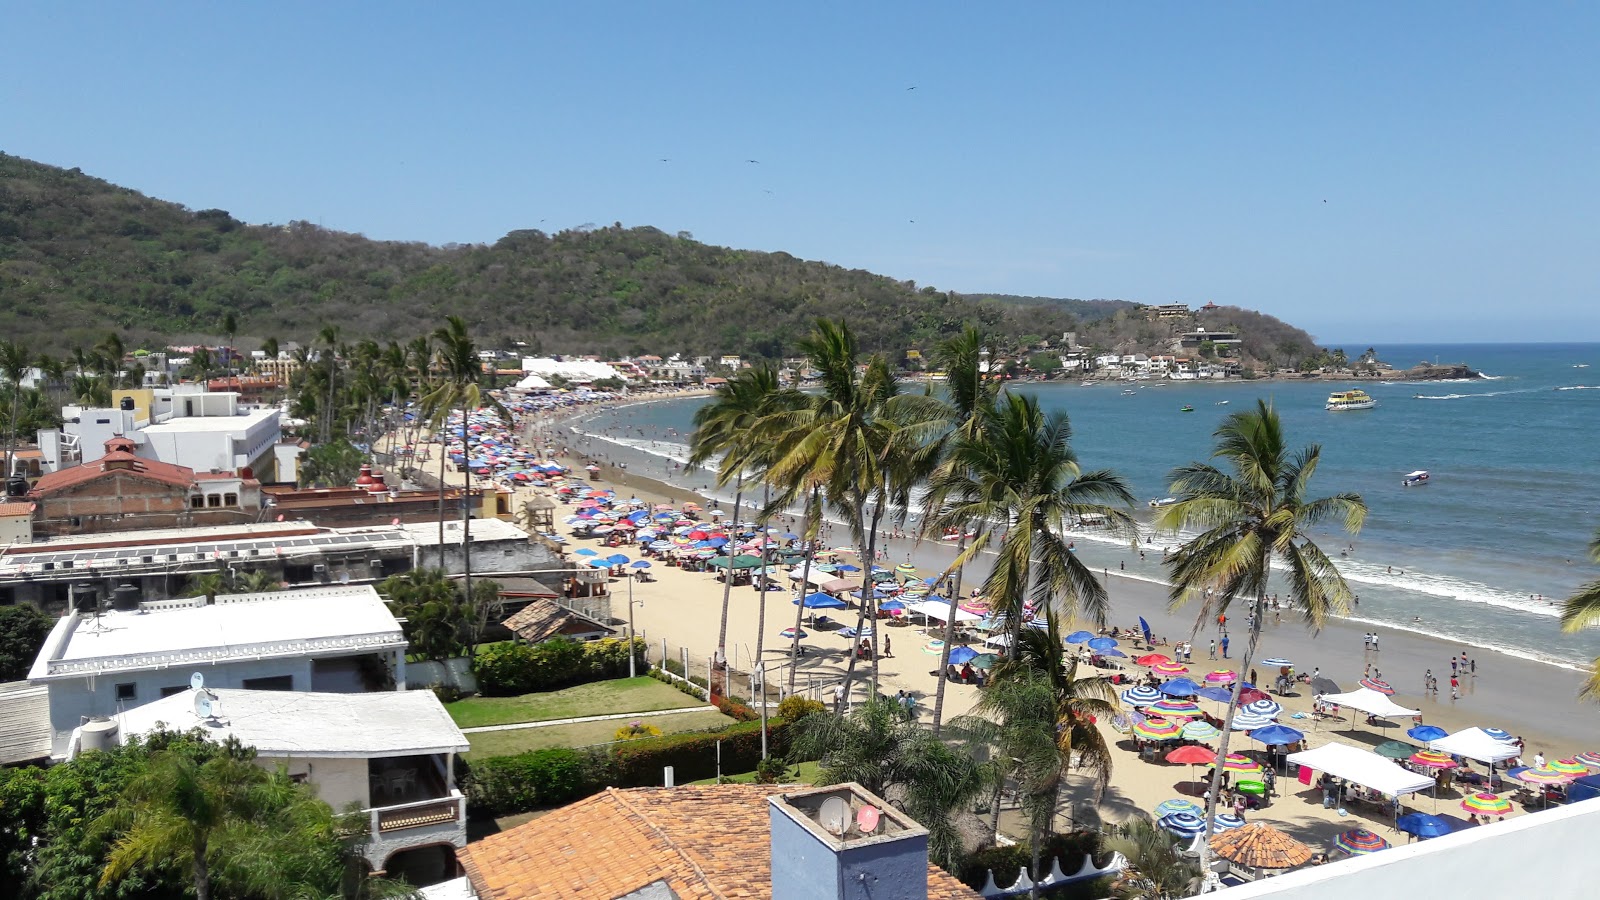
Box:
left=4, top=3, right=1597, bottom=343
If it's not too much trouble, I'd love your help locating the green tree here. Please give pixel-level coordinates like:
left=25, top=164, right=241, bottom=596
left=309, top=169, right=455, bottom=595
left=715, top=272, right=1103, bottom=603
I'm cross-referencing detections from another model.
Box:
left=1027, top=352, right=1062, bottom=377
left=1558, top=527, right=1600, bottom=699
left=379, top=568, right=469, bottom=662
left=299, top=439, right=367, bottom=488
left=1105, top=818, right=1201, bottom=900
left=1156, top=399, right=1365, bottom=872
left=1, top=339, right=32, bottom=481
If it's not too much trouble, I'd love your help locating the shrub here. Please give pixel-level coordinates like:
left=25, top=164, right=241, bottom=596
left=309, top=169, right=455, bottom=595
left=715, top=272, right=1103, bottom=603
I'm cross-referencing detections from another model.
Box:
left=430, top=684, right=465, bottom=704
left=610, top=721, right=768, bottom=786
left=473, top=636, right=646, bottom=696
left=754, top=755, right=791, bottom=784
left=464, top=747, right=611, bottom=816
left=777, top=696, right=825, bottom=722
left=715, top=697, right=759, bottom=722
left=614, top=721, right=663, bottom=742
left=957, top=831, right=1106, bottom=895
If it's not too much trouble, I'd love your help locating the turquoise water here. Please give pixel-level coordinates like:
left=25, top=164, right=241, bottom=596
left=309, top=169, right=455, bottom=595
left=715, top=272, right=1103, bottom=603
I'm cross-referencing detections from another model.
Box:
left=567, top=343, right=1600, bottom=670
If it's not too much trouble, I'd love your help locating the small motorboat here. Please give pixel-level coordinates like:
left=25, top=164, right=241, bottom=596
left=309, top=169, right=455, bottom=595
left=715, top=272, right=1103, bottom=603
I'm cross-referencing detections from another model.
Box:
left=1121, top=389, right=1137, bottom=396
left=1216, top=400, right=1230, bottom=405
left=1402, top=470, right=1430, bottom=487
left=1179, top=405, right=1195, bottom=413
left=1148, top=497, right=1178, bottom=509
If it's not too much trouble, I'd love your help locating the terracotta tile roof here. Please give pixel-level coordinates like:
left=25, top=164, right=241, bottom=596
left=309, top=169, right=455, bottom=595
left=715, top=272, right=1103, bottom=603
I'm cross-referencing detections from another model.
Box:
left=0, top=502, right=32, bottom=517
left=458, top=784, right=979, bottom=900
left=30, top=452, right=196, bottom=495
left=500, top=597, right=613, bottom=643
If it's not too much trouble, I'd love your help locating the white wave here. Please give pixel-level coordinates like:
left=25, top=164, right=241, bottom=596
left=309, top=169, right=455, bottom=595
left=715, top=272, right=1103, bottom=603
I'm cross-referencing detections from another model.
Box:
left=1333, top=561, right=1561, bottom=619
left=1411, top=387, right=1544, bottom=400
left=1335, top=614, right=1588, bottom=672
left=1555, top=385, right=1600, bottom=391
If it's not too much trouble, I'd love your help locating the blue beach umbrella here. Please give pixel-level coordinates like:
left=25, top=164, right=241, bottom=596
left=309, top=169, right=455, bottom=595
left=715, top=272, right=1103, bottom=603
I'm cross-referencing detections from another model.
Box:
left=630, top=560, right=652, bottom=569
left=1396, top=813, right=1454, bottom=839
left=1158, top=678, right=1200, bottom=697
left=794, top=593, right=848, bottom=609
left=606, top=554, right=631, bottom=566
left=1244, top=698, right=1283, bottom=718
left=1155, top=798, right=1201, bottom=818
left=1212, top=813, right=1247, bottom=832
left=1101, top=648, right=1127, bottom=658
left=1260, top=657, right=1293, bottom=668
left=574, top=548, right=598, bottom=557
left=1066, top=630, right=1095, bottom=643
left=948, top=646, right=979, bottom=665
left=1121, top=686, right=1163, bottom=707
left=835, top=564, right=862, bottom=573
left=1249, top=724, right=1304, bottom=746
left=780, top=532, right=800, bottom=541
left=879, top=599, right=906, bottom=612
left=1197, top=687, right=1234, bottom=703
left=1407, top=724, right=1449, bottom=743
left=1087, top=637, right=1119, bottom=652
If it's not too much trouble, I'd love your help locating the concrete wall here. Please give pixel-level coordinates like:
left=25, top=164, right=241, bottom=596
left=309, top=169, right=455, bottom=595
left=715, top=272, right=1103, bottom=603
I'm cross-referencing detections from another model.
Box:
left=0, top=513, right=31, bottom=544
left=769, top=806, right=931, bottom=900
left=268, top=754, right=371, bottom=811
left=1214, top=798, right=1600, bottom=899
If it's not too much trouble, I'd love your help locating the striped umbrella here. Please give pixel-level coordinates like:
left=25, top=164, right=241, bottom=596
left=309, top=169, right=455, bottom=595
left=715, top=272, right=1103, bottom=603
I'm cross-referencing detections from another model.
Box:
left=1548, top=758, right=1591, bottom=776
left=1210, top=753, right=1264, bottom=776
left=1260, top=657, right=1293, bottom=668
left=1461, top=793, right=1513, bottom=817
left=1151, top=661, right=1191, bottom=677
left=1359, top=678, right=1396, bottom=695
left=1517, top=766, right=1577, bottom=785
left=1334, top=828, right=1391, bottom=855
left=1158, top=812, right=1207, bottom=838
left=1484, top=728, right=1515, bottom=743
left=1155, top=798, right=1201, bottom=818
left=1575, top=751, right=1600, bottom=768
left=780, top=627, right=808, bottom=639
left=1182, top=720, right=1222, bottom=741
left=1243, top=698, right=1283, bottom=718
left=1230, top=711, right=1275, bottom=731
left=1213, top=813, right=1247, bottom=832
left=1133, top=717, right=1184, bottom=741
left=895, top=562, right=917, bottom=578
left=923, top=639, right=947, bottom=656
left=1150, top=698, right=1202, bottom=717
left=1120, top=686, right=1164, bottom=707
left=1204, top=670, right=1238, bottom=684
left=1409, top=751, right=1458, bottom=769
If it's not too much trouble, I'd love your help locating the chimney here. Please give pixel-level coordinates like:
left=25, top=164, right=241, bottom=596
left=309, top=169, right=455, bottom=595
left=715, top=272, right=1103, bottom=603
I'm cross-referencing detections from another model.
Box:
left=768, top=783, right=929, bottom=900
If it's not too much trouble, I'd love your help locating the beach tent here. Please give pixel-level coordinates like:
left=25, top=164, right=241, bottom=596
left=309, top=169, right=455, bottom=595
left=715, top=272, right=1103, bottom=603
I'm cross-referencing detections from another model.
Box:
left=906, top=598, right=984, bottom=623
left=1318, top=687, right=1420, bottom=720
left=1286, top=741, right=1435, bottom=796
left=1427, top=727, right=1520, bottom=765
left=708, top=555, right=764, bottom=570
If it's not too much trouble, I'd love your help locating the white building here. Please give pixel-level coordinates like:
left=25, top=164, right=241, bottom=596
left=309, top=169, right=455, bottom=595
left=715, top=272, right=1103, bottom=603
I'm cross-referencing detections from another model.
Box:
left=27, top=584, right=408, bottom=759
left=518, top=357, right=622, bottom=384
left=35, top=384, right=281, bottom=479
left=116, top=687, right=471, bottom=874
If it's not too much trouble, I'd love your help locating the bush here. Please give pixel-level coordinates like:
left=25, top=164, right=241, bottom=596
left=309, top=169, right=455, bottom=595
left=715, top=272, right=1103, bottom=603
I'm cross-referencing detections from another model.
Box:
left=464, top=747, right=611, bottom=816
left=430, top=684, right=465, bottom=704
left=473, top=636, right=646, bottom=696
left=777, top=696, right=825, bottom=722
left=610, top=721, right=770, bottom=786
left=614, top=721, right=663, bottom=741
left=715, top=697, right=759, bottom=722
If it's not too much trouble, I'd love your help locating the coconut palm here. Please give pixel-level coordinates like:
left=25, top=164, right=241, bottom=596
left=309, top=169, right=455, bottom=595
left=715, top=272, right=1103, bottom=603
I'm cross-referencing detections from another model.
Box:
left=0, top=339, right=32, bottom=482
left=316, top=325, right=341, bottom=442
left=930, top=391, right=1136, bottom=646
left=1156, top=398, right=1365, bottom=872
left=1105, top=818, right=1202, bottom=900
left=1559, top=527, right=1600, bottom=699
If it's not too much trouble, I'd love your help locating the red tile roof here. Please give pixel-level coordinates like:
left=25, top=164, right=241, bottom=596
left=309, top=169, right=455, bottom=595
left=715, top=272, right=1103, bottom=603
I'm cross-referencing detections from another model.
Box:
left=0, top=502, right=32, bottom=517
left=457, top=784, right=978, bottom=900
left=30, top=438, right=197, bottom=495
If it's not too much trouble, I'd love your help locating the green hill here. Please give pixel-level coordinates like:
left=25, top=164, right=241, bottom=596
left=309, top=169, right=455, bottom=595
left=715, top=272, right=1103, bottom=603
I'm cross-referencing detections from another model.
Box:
left=0, top=153, right=1093, bottom=357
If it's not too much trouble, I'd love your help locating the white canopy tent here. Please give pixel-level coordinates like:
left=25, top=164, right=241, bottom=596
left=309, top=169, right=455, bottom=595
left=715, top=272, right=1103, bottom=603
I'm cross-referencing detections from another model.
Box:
left=1286, top=741, right=1435, bottom=796
left=513, top=374, right=552, bottom=391
left=983, top=631, right=1014, bottom=649
left=1428, top=727, right=1520, bottom=765
left=1318, top=687, right=1420, bottom=719
left=905, top=598, right=984, bottom=623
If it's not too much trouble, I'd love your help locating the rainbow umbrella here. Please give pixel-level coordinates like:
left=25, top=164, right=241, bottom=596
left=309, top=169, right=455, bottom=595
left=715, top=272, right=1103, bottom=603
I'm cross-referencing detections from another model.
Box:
left=780, top=627, right=807, bottom=640
left=895, top=562, right=917, bottom=578
left=1210, top=753, right=1264, bottom=776
left=1409, top=751, right=1458, bottom=769
left=923, top=639, right=947, bottom=656
left=1151, top=661, right=1191, bottom=677
left=1548, top=758, right=1590, bottom=776
left=1461, top=793, right=1513, bottom=817
left=1181, top=720, right=1222, bottom=741
left=1574, top=751, right=1600, bottom=768
left=1155, top=798, right=1201, bottom=818
left=1133, top=717, right=1183, bottom=741
left=1516, top=766, right=1576, bottom=785
left=1334, top=829, right=1391, bottom=855
left=1204, top=670, right=1237, bottom=684
left=1150, top=698, right=1202, bottom=717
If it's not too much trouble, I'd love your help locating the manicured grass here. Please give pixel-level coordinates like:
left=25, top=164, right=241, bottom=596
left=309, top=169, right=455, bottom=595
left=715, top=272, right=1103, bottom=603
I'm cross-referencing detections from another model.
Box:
left=688, top=760, right=822, bottom=786
left=445, top=677, right=703, bottom=729
left=465, top=709, right=736, bottom=759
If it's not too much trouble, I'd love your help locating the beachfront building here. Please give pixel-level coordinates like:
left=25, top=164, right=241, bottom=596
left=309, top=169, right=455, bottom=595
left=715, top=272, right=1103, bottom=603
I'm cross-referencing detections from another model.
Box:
left=519, top=357, right=622, bottom=385
left=0, top=501, right=32, bottom=544
left=116, top=686, right=471, bottom=879
left=1177, top=327, right=1244, bottom=353
left=26, top=584, right=409, bottom=760
left=444, top=782, right=979, bottom=900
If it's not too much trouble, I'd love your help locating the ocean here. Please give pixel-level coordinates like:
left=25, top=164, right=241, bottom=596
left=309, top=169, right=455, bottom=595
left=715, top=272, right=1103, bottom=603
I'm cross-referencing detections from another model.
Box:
left=560, top=343, right=1600, bottom=673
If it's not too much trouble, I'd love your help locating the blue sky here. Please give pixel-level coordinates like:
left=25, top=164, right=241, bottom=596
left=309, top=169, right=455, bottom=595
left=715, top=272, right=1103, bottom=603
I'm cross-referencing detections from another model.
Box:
left=4, top=3, right=1597, bottom=342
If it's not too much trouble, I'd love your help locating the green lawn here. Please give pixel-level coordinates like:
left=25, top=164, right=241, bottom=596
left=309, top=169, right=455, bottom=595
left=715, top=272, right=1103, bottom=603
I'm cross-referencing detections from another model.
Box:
left=465, top=709, right=735, bottom=759
left=688, top=760, right=822, bottom=786
left=445, top=677, right=704, bottom=729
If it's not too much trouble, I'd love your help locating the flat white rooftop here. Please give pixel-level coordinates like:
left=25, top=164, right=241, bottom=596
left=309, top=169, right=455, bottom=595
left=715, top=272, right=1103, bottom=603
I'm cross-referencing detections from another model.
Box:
left=404, top=518, right=530, bottom=546
left=139, top=408, right=279, bottom=434
left=29, top=585, right=405, bottom=681
left=118, top=688, right=468, bottom=758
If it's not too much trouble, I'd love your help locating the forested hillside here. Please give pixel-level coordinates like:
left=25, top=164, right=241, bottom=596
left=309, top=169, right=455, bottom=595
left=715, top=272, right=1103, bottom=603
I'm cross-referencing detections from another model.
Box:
left=0, top=154, right=1088, bottom=356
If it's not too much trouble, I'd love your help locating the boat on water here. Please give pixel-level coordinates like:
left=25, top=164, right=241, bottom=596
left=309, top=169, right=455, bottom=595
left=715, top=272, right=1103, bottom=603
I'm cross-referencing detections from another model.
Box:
left=1148, top=497, right=1178, bottom=508
left=1326, top=389, right=1377, bottom=411
left=1121, top=389, right=1137, bottom=396
left=1179, top=405, right=1195, bottom=412
left=1402, top=470, right=1430, bottom=487
left=1576, top=364, right=1590, bottom=369
left=1216, top=400, right=1229, bottom=405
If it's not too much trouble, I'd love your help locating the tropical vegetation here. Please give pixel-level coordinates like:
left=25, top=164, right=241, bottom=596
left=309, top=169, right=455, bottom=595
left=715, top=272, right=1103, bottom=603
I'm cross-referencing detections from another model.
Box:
left=1558, top=526, right=1600, bottom=699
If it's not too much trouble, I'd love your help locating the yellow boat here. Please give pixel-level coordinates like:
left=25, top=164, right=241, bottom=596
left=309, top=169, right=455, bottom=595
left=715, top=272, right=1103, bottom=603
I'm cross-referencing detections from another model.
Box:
left=1325, top=389, right=1376, bottom=411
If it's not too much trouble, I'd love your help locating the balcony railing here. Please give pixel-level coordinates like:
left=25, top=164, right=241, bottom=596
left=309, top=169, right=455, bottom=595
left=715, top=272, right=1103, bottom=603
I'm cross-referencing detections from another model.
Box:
left=369, top=790, right=466, bottom=835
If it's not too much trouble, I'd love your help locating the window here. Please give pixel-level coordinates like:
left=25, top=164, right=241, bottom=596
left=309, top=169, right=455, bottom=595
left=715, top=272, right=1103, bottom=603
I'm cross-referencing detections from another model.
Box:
left=243, top=675, right=292, bottom=691
left=206, top=494, right=221, bottom=508
left=160, top=685, right=187, bottom=698
left=191, top=496, right=205, bottom=509
left=115, top=683, right=137, bottom=702
left=223, top=493, right=238, bottom=507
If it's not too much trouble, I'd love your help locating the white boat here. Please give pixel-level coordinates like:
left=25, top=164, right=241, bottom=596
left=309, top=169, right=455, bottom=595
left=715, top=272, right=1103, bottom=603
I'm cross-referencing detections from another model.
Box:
left=1216, top=400, right=1229, bottom=405
left=1402, top=470, right=1429, bottom=487
left=1576, top=364, right=1590, bottom=369
left=1121, top=389, right=1137, bottom=396
left=1148, top=497, right=1178, bottom=508
left=1326, top=389, right=1377, bottom=411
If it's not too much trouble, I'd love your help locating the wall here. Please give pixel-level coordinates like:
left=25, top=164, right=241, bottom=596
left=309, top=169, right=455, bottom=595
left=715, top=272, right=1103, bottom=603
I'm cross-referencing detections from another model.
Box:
left=0, top=513, right=31, bottom=544
left=29, top=471, right=255, bottom=537
left=268, top=754, right=371, bottom=811
left=769, top=806, right=931, bottom=900
left=1213, top=798, right=1600, bottom=899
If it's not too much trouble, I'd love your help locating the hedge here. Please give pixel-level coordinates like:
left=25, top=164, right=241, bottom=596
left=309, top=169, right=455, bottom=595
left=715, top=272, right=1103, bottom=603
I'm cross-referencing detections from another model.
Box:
left=473, top=636, right=646, bottom=696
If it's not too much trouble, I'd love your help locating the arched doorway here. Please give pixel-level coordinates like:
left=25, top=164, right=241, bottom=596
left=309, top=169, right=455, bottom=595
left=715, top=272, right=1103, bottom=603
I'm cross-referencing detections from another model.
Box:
left=381, top=843, right=459, bottom=889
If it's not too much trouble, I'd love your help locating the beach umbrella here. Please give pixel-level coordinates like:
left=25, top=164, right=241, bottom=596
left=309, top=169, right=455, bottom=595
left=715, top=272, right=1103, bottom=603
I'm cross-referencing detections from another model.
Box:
left=1133, top=717, right=1183, bottom=741
left=630, top=560, right=652, bottom=569
left=1213, top=813, right=1247, bottom=832
left=1548, top=758, right=1591, bottom=776
left=922, top=639, right=946, bottom=656
left=1260, top=657, right=1293, bottom=668
left=1158, top=677, right=1201, bottom=697
left=606, top=554, right=631, bottom=565
left=1248, top=724, right=1304, bottom=747
left=1196, top=686, right=1234, bottom=704
left=794, top=592, right=848, bottom=609
left=1166, top=745, right=1217, bottom=766
left=1407, top=724, right=1449, bottom=743
left=948, top=646, right=979, bottom=666
left=1066, top=629, right=1095, bottom=644
left=1181, top=721, right=1222, bottom=742
left=1210, top=824, right=1312, bottom=870
left=1134, top=653, right=1171, bottom=666
left=835, top=564, right=862, bottom=573
left=1236, top=687, right=1270, bottom=705
left=779, top=532, right=800, bottom=541
left=1101, top=648, right=1128, bottom=658
left=1516, top=766, right=1575, bottom=785
left=1574, top=751, right=1600, bottom=768
left=1374, top=740, right=1417, bottom=760
left=1158, top=812, right=1207, bottom=838
left=895, top=562, right=917, bottom=576
left=780, top=627, right=807, bottom=640
left=1230, top=711, right=1275, bottom=731
left=1334, top=829, right=1391, bottom=855
left=971, top=653, right=1000, bottom=670
left=1204, top=670, right=1237, bottom=685
left=1409, top=751, right=1458, bottom=769
left=1120, top=686, right=1163, bottom=707
left=1155, top=798, right=1201, bottom=818
left=1210, top=754, right=1264, bottom=777
left=1150, top=698, right=1202, bottom=717
left=1396, top=812, right=1454, bottom=839
left=1087, top=637, right=1119, bottom=652
left=1483, top=728, right=1515, bottom=742
left=574, top=548, right=598, bottom=556
left=879, top=599, right=906, bottom=612
left=1461, top=793, right=1513, bottom=817
left=1243, top=698, right=1283, bottom=718
left=1359, top=678, right=1395, bottom=695
left=1151, top=661, right=1190, bottom=677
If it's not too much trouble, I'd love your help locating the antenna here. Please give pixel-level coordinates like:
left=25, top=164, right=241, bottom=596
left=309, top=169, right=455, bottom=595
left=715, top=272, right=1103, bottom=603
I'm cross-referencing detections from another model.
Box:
left=193, top=691, right=212, bottom=719
left=190, top=672, right=205, bottom=691
left=818, top=796, right=850, bottom=836
left=856, top=805, right=881, bottom=834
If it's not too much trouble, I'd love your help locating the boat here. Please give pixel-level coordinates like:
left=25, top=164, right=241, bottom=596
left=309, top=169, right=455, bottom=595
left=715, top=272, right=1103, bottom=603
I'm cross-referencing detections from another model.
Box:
left=1121, top=389, right=1137, bottom=396
left=1179, top=405, right=1194, bottom=412
left=1325, top=389, right=1377, bottom=411
left=1216, top=400, right=1229, bottom=405
left=1576, top=364, right=1590, bottom=369
left=1402, top=470, right=1429, bottom=487
left=1148, top=497, right=1178, bottom=508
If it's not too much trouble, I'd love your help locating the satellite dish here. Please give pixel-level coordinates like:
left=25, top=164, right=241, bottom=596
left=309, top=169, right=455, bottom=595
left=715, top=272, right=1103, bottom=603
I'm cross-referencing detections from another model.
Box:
left=193, top=691, right=212, bottom=719
left=856, top=805, right=881, bottom=834
left=190, top=672, right=205, bottom=691
left=818, top=797, right=850, bottom=836
left=207, top=697, right=224, bottom=721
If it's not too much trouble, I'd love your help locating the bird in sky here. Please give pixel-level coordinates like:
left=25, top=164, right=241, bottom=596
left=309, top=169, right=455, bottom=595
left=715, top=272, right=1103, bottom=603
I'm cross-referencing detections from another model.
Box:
left=907, top=86, right=917, bottom=91
left=659, top=158, right=671, bottom=162
left=746, top=159, right=760, bottom=164
left=909, top=219, right=916, bottom=224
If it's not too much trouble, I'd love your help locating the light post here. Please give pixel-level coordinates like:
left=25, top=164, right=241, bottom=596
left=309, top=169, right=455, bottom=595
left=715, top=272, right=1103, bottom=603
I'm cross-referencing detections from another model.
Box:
left=627, top=570, right=637, bottom=678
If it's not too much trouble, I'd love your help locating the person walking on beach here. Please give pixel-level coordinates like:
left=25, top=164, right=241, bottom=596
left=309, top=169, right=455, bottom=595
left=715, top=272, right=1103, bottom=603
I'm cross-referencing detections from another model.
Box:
left=1449, top=675, right=1459, bottom=700
left=883, top=635, right=892, bottom=657
left=1209, top=639, right=1217, bottom=660
left=1424, top=669, right=1433, bottom=694
left=1220, top=635, right=1230, bottom=659
left=1371, top=634, right=1379, bottom=652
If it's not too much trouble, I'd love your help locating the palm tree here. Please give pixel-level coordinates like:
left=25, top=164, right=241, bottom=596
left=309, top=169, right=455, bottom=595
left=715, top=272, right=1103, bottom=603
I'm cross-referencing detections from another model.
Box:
left=1156, top=398, right=1366, bottom=872
left=1559, top=527, right=1600, bottom=699
left=930, top=392, right=1135, bottom=647
left=317, top=325, right=341, bottom=442
left=1105, top=818, right=1202, bottom=900
left=430, top=316, right=507, bottom=616
left=96, top=332, right=126, bottom=388
left=0, top=339, right=32, bottom=482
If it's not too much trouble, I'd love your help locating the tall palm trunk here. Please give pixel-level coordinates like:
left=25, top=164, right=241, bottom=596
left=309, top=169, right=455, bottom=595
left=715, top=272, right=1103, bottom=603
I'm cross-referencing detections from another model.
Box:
left=714, top=474, right=745, bottom=685
left=755, top=483, right=771, bottom=758
left=192, top=833, right=211, bottom=900
left=836, top=499, right=884, bottom=712
left=461, top=399, right=473, bottom=632
left=787, top=486, right=822, bottom=694
left=1196, top=593, right=1264, bottom=884
left=929, top=535, right=968, bottom=735
left=437, top=416, right=449, bottom=569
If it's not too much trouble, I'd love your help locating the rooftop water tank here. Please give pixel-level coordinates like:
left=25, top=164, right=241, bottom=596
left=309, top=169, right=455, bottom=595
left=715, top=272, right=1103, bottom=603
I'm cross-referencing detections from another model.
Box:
left=80, top=717, right=120, bottom=753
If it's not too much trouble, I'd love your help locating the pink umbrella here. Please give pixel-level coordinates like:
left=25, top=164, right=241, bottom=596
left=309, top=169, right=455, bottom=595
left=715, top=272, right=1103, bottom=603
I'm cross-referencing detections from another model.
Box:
left=1204, top=670, right=1238, bottom=684
left=1151, top=661, right=1190, bottom=677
